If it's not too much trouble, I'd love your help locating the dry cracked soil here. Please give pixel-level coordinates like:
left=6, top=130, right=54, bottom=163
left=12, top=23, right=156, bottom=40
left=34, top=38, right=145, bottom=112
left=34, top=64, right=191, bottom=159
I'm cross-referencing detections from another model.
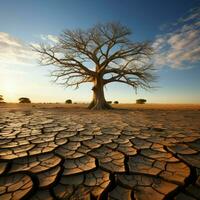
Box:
left=0, top=104, right=200, bottom=200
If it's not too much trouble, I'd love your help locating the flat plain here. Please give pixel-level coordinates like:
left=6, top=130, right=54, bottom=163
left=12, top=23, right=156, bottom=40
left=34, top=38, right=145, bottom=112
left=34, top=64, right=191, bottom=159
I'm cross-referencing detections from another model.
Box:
left=0, top=103, right=200, bottom=200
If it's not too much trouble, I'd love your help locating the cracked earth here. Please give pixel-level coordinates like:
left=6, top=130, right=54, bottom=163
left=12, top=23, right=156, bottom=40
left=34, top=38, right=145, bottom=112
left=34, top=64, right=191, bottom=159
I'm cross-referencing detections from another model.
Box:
left=0, top=106, right=200, bottom=200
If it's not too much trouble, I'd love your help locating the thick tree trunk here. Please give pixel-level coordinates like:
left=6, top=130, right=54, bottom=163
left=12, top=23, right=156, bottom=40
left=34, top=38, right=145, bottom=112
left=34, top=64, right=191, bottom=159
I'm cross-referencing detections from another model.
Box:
left=88, top=76, right=112, bottom=110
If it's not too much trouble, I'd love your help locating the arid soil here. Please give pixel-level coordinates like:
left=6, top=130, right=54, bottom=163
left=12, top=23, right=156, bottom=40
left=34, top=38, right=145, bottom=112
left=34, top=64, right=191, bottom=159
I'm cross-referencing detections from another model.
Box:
left=0, top=104, right=200, bottom=200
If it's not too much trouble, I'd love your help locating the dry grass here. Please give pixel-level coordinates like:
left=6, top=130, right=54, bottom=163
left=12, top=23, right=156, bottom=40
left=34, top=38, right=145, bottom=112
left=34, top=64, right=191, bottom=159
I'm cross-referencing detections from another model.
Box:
left=112, top=103, right=200, bottom=110
left=0, top=103, right=200, bottom=112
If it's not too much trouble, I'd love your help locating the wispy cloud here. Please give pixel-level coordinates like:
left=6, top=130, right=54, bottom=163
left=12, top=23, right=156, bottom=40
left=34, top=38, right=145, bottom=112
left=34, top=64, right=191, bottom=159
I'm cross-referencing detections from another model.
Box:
left=153, top=7, right=200, bottom=69
left=0, top=32, right=36, bottom=66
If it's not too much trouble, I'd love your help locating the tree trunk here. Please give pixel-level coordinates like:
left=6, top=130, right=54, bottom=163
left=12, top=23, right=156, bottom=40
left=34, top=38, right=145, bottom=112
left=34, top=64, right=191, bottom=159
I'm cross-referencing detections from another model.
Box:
left=88, top=76, right=112, bottom=110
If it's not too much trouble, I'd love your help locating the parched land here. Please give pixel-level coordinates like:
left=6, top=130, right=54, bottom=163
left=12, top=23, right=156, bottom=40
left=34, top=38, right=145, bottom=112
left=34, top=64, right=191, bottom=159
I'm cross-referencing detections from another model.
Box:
left=0, top=104, right=200, bottom=200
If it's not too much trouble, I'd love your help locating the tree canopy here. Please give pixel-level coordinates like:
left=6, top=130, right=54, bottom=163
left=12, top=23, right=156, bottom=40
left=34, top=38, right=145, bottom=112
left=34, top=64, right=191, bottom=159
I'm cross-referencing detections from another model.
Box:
left=0, top=95, right=4, bottom=103
left=19, top=97, right=31, bottom=103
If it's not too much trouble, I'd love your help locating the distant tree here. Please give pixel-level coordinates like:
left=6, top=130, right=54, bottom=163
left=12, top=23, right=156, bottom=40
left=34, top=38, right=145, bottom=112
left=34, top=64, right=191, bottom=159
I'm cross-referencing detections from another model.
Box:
left=33, top=22, right=155, bottom=110
left=0, top=95, right=5, bottom=103
left=19, top=97, right=31, bottom=103
left=65, top=99, right=72, bottom=104
left=136, top=99, right=147, bottom=104
left=114, top=101, right=119, bottom=104
left=107, top=101, right=112, bottom=104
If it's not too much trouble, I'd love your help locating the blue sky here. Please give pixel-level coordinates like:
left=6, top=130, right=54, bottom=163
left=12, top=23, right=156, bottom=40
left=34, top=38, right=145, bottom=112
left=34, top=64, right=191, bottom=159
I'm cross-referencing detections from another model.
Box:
left=0, top=0, right=200, bottom=103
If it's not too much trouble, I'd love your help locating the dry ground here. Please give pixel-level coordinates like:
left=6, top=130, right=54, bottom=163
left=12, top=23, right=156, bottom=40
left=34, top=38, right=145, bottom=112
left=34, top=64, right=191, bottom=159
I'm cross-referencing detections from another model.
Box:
left=0, top=103, right=200, bottom=200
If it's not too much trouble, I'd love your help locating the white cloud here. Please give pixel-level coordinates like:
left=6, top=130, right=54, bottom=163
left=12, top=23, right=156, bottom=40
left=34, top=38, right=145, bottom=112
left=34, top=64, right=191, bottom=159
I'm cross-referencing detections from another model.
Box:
left=0, top=32, right=60, bottom=74
left=0, top=32, right=37, bottom=66
left=153, top=7, right=200, bottom=69
left=29, top=42, right=41, bottom=49
left=40, top=34, right=59, bottom=43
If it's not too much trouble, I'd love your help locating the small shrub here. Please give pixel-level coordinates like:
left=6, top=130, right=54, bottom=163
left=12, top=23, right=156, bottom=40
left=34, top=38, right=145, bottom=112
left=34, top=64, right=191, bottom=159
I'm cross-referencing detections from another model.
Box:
left=107, top=101, right=112, bottom=104
left=114, top=101, right=119, bottom=104
left=65, top=99, right=72, bottom=104
left=19, top=97, right=31, bottom=103
left=136, top=99, right=146, bottom=104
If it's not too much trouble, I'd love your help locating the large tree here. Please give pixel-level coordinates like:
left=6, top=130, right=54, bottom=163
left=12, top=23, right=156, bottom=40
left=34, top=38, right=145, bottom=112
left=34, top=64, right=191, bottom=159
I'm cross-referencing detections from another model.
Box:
left=33, top=22, right=155, bottom=110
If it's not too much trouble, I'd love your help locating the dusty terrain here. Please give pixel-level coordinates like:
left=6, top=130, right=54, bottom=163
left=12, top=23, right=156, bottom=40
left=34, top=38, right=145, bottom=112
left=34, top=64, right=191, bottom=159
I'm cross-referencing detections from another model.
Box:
left=0, top=103, right=200, bottom=200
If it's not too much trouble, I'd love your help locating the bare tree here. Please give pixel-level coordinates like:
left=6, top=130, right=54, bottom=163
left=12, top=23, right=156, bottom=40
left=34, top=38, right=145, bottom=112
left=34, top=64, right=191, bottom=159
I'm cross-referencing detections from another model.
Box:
left=33, top=22, right=155, bottom=110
